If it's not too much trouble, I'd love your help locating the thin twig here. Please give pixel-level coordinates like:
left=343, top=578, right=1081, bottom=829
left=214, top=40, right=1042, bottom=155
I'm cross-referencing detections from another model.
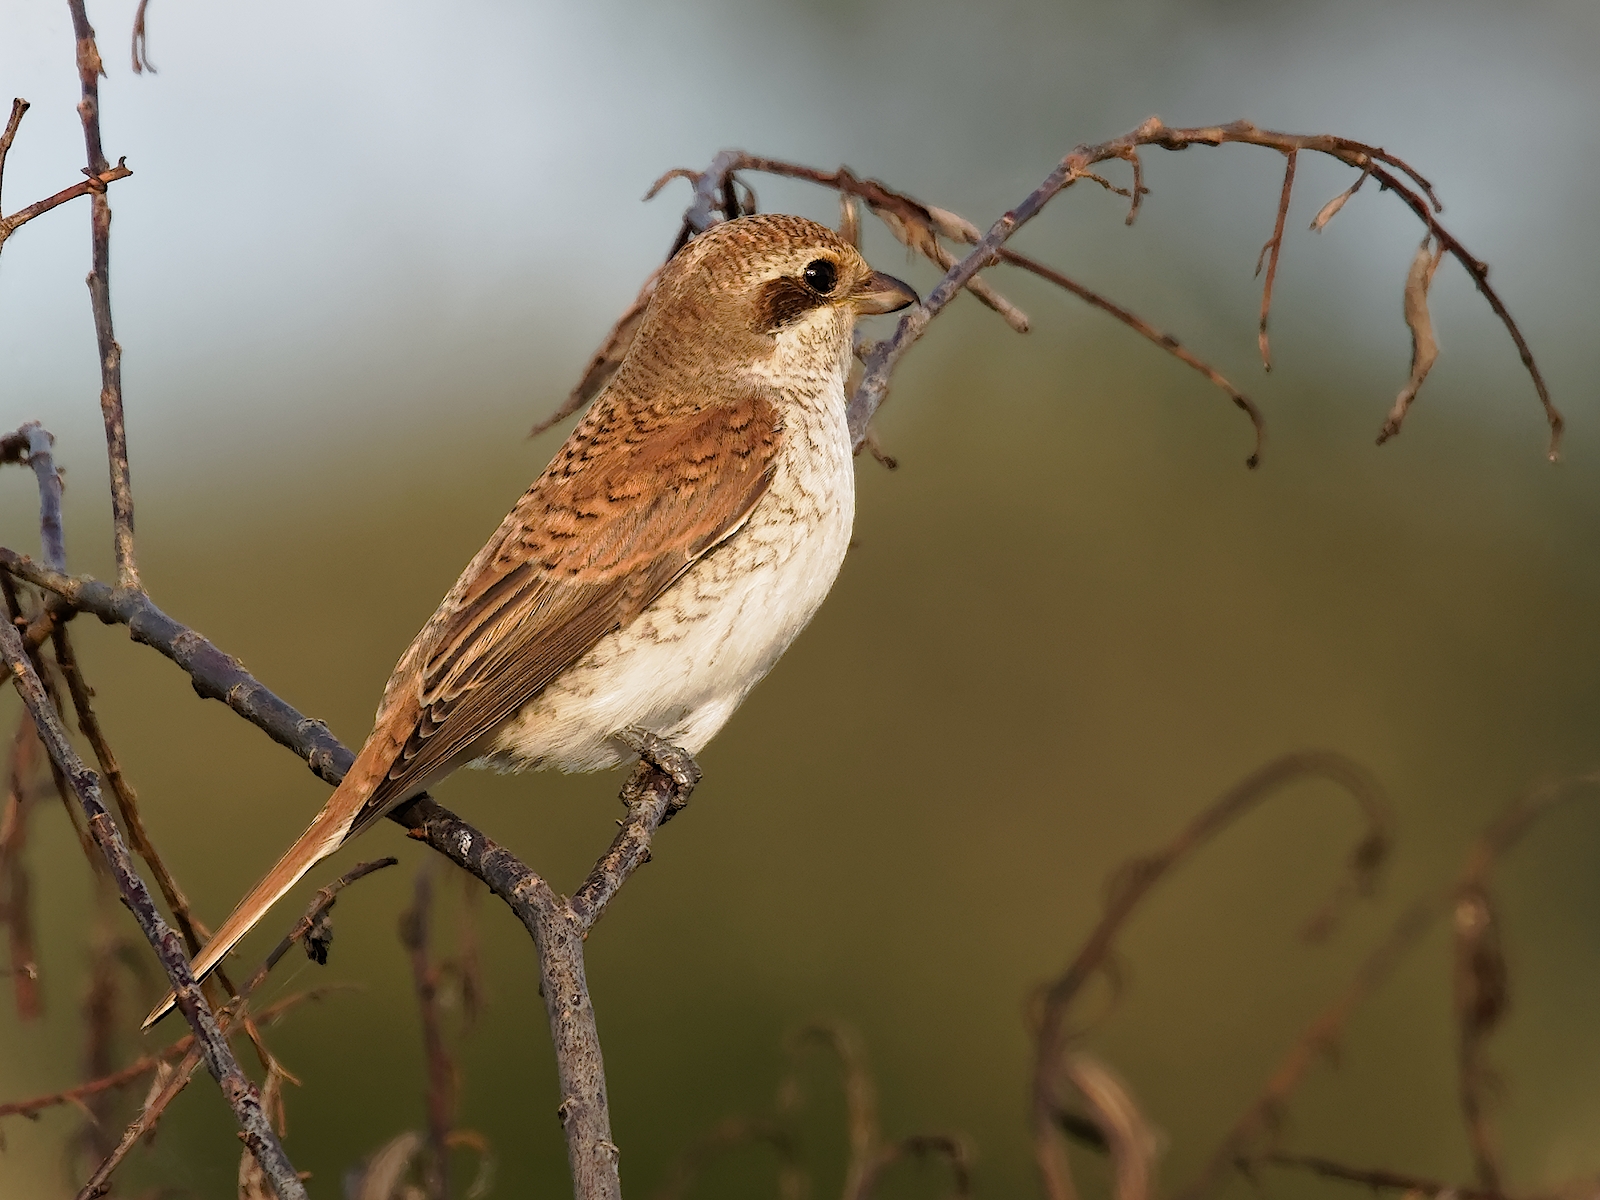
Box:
left=1, top=423, right=67, bottom=573
left=74, top=987, right=347, bottom=1198
left=0, top=716, right=42, bottom=1018
left=1032, top=751, right=1390, bottom=1200
left=1260, top=1152, right=1527, bottom=1200
left=0, top=618, right=306, bottom=1200
left=51, top=624, right=211, bottom=954
left=0, top=162, right=134, bottom=253
left=852, top=1134, right=973, bottom=1200
left=1181, top=897, right=1441, bottom=1200
left=1450, top=771, right=1600, bottom=1193
left=241, top=857, right=398, bottom=993
left=648, top=1115, right=802, bottom=1200
left=795, top=1022, right=881, bottom=1200
left=639, top=124, right=1559, bottom=465
left=0, top=99, right=28, bottom=211
left=1256, top=149, right=1296, bottom=371
left=995, top=247, right=1263, bottom=467
left=400, top=865, right=454, bottom=1200
left=66, top=0, right=140, bottom=589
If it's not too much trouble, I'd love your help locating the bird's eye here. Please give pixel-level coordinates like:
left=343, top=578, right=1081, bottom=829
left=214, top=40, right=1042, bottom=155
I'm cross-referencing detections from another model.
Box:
left=802, top=258, right=838, bottom=296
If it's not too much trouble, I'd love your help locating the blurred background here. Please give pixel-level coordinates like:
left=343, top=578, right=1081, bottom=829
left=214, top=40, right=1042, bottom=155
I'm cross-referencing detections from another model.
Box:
left=2, top=0, right=1599, bottom=1195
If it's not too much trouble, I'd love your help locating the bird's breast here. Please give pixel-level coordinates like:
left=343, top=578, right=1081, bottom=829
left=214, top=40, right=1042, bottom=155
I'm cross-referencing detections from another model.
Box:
left=478, top=391, right=856, bottom=774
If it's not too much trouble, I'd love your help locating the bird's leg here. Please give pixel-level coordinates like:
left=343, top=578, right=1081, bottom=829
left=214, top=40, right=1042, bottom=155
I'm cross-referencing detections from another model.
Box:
left=615, top=727, right=701, bottom=821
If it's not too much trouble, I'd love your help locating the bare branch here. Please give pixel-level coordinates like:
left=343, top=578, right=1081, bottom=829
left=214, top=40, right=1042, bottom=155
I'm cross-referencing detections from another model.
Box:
left=0, top=717, right=42, bottom=1019
left=1032, top=751, right=1390, bottom=1200
left=1260, top=1151, right=1530, bottom=1200
left=0, top=618, right=306, bottom=1199
left=400, top=866, right=455, bottom=1200
left=0, top=162, right=134, bottom=252
left=1450, top=771, right=1600, bottom=1193
left=628, top=122, right=1558, bottom=467
left=1256, top=149, right=1296, bottom=371
left=0, top=99, right=28, bottom=211
left=1182, top=897, right=1440, bottom=1200
left=74, top=987, right=347, bottom=1198
left=66, top=0, right=140, bottom=589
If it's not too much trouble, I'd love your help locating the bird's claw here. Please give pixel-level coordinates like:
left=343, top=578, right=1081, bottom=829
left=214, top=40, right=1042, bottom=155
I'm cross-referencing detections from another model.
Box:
left=616, top=727, right=701, bottom=801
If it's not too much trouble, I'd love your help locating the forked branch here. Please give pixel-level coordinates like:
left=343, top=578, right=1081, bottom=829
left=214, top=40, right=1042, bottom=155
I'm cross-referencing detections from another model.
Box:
left=571, top=118, right=1558, bottom=468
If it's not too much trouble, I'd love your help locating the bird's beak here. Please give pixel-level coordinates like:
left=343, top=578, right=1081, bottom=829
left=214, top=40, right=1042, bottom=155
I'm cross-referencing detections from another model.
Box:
left=849, top=270, right=919, bottom=315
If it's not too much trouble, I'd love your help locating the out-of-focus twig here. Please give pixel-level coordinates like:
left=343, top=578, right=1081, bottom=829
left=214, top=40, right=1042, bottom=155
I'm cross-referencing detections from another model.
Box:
left=1058, top=1054, right=1159, bottom=1200
left=851, top=1134, right=973, bottom=1200
left=50, top=624, right=210, bottom=955
left=400, top=866, right=454, bottom=1200
left=73, top=987, right=347, bottom=1199
left=1182, top=897, right=1440, bottom=1200
left=0, top=618, right=305, bottom=1200
left=648, top=1116, right=803, bottom=1200
left=1260, top=1151, right=1540, bottom=1200
left=1032, top=751, right=1390, bottom=1200
left=0, top=716, right=42, bottom=1019
left=1450, top=771, right=1600, bottom=1193
left=1256, top=149, right=1296, bottom=371
left=795, top=1022, right=881, bottom=1200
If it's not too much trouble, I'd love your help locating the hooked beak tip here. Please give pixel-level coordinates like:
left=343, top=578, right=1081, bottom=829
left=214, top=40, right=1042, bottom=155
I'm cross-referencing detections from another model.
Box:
left=850, top=270, right=918, bottom=316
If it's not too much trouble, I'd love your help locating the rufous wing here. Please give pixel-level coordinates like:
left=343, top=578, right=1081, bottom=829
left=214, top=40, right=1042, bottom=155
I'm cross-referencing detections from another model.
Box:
left=143, top=394, right=783, bottom=1028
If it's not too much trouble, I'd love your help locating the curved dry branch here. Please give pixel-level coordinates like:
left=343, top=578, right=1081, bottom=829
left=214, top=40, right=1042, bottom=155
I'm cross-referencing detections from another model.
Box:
left=604, top=119, right=1557, bottom=469
left=1029, top=751, right=1391, bottom=1200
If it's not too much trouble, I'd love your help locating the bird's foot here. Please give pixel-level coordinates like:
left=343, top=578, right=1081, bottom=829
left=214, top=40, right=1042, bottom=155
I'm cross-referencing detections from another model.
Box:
left=615, top=727, right=700, bottom=820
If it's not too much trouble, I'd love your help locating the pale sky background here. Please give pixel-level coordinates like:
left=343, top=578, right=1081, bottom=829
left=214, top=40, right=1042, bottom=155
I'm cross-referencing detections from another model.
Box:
left=2, top=0, right=1597, bottom=490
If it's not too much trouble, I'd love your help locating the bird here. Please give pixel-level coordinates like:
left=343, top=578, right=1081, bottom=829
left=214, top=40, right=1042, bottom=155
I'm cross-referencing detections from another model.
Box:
left=145, top=213, right=917, bottom=1027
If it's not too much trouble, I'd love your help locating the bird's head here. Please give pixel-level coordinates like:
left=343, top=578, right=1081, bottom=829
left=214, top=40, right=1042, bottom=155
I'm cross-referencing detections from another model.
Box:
left=621, top=213, right=918, bottom=395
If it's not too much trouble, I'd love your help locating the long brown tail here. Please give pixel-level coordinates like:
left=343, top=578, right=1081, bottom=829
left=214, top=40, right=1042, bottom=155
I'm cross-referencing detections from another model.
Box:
left=141, top=738, right=398, bottom=1029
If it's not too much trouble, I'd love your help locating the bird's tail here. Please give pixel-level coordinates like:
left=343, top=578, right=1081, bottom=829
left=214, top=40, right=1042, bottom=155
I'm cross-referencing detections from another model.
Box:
left=141, top=740, right=397, bottom=1030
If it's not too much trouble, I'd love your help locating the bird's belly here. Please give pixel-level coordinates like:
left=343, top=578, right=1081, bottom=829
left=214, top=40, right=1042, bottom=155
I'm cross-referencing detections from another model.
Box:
left=475, top=427, right=855, bottom=774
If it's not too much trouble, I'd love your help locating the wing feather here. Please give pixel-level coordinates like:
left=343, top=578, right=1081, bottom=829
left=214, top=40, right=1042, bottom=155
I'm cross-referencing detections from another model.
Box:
left=347, top=393, right=783, bottom=833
